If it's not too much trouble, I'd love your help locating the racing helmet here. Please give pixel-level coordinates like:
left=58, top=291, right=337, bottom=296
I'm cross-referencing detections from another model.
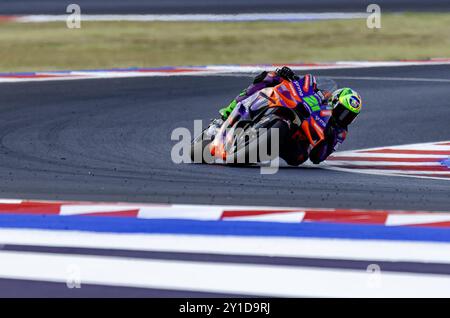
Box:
left=329, top=88, right=362, bottom=127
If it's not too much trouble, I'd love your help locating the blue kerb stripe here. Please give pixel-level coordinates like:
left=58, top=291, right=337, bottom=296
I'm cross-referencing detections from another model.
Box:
left=0, top=72, right=38, bottom=76
left=0, top=214, right=449, bottom=243
left=440, top=158, right=450, bottom=168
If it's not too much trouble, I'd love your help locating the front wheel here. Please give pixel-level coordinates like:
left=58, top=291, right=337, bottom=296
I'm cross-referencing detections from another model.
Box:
left=190, top=124, right=217, bottom=164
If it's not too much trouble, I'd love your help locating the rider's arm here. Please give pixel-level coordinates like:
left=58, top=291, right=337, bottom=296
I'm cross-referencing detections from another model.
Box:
left=309, top=122, right=347, bottom=164
left=235, top=71, right=283, bottom=103
left=241, top=67, right=314, bottom=104
left=220, top=67, right=296, bottom=119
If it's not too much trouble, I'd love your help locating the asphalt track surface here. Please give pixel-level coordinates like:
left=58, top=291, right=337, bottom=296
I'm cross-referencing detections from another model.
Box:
left=0, top=277, right=252, bottom=297
left=0, top=65, right=449, bottom=211
left=1, top=0, right=449, bottom=15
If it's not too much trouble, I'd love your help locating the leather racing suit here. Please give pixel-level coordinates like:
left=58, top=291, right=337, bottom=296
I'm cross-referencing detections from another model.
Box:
left=219, top=67, right=347, bottom=165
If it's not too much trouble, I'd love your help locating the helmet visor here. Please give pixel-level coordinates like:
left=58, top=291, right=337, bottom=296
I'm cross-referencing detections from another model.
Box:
left=333, top=104, right=358, bottom=127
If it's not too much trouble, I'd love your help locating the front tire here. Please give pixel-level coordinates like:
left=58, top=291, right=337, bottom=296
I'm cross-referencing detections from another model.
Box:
left=190, top=130, right=214, bottom=164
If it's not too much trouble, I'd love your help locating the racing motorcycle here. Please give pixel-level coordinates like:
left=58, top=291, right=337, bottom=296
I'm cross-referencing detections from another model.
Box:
left=190, top=77, right=338, bottom=165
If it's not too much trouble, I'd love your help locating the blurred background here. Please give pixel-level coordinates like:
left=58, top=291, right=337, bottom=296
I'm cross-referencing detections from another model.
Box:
left=0, top=1, right=450, bottom=298
left=0, top=0, right=449, bottom=72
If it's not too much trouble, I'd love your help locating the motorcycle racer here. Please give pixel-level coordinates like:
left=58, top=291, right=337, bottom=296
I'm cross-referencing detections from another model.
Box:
left=216, top=66, right=362, bottom=165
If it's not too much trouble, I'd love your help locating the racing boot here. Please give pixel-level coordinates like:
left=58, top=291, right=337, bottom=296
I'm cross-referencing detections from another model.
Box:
left=219, top=99, right=237, bottom=121
left=219, top=99, right=238, bottom=120
left=218, top=90, right=247, bottom=120
left=207, top=117, right=223, bottom=137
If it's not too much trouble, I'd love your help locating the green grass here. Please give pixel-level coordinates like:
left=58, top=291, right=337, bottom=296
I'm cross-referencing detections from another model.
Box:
left=0, top=13, right=450, bottom=72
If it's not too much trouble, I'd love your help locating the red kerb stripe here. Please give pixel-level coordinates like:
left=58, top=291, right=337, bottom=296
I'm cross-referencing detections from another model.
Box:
left=363, top=149, right=450, bottom=155
left=303, top=210, right=388, bottom=224
left=328, top=156, right=441, bottom=162
left=337, top=165, right=449, bottom=171
left=0, top=202, right=61, bottom=214
left=221, top=210, right=302, bottom=219
left=138, top=69, right=201, bottom=73
left=0, top=16, right=18, bottom=22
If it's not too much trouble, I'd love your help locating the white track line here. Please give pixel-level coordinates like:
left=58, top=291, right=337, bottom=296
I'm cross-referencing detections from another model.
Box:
left=326, top=161, right=443, bottom=166
left=1, top=229, right=450, bottom=264
left=2, top=61, right=450, bottom=84
left=334, top=140, right=450, bottom=153
left=202, top=73, right=450, bottom=83
left=322, top=166, right=450, bottom=181
left=0, top=250, right=449, bottom=297
left=13, top=13, right=369, bottom=23
left=326, top=76, right=450, bottom=83
left=386, top=214, right=450, bottom=226
left=330, top=153, right=446, bottom=159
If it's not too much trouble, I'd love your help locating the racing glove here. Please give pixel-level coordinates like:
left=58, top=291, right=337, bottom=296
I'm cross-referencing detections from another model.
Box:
left=253, top=71, right=268, bottom=84
left=219, top=70, right=283, bottom=120
left=276, top=66, right=299, bottom=81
